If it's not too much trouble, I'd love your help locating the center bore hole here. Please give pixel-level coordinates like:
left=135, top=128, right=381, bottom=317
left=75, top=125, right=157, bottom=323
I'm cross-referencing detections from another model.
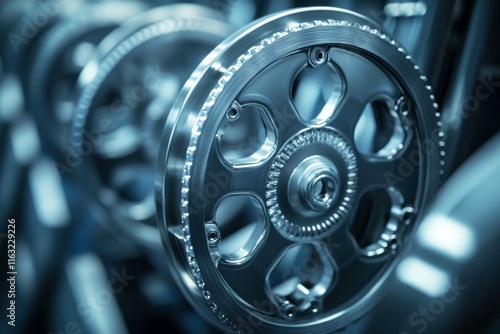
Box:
left=312, top=177, right=335, bottom=204
left=311, top=177, right=335, bottom=206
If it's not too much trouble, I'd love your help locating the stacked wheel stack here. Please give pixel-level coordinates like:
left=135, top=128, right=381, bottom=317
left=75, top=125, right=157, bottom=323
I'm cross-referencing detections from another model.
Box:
left=1, top=1, right=465, bottom=333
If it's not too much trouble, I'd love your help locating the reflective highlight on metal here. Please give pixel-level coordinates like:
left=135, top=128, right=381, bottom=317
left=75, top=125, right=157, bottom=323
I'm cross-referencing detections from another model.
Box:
left=156, top=7, right=442, bottom=333
left=368, top=135, right=500, bottom=334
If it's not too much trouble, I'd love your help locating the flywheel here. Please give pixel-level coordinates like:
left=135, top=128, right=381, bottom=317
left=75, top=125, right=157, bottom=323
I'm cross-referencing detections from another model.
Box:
left=156, top=7, right=444, bottom=334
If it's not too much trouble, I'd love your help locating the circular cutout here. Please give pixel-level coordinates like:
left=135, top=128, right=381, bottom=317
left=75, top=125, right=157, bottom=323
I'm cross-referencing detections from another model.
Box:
left=212, top=193, right=268, bottom=264
left=292, top=56, right=344, bottom=126
left=217, top=103, right=277, bottom=168
left=354, top=97, right=405, bottom=159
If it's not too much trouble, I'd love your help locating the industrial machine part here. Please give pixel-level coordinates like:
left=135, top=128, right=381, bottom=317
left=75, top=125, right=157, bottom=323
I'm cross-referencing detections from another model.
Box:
left=156, top=7, right=443, bottom=333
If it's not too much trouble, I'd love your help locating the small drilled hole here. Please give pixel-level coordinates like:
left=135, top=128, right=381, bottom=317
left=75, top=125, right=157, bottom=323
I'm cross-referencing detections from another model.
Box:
left=402, top=212, right=411, bottom=222
left=316, top=50, right=325, bottom=61
left=310, top=46, right=328, bottom=66
left=400, top=101, right=408, bottom=112
left=227, top=107, right=239, bottom=120
left=310, top=301, right=320, bottom=313
left=280, top=304, right=297, bottom=319
left=401, top=208, right=414, bottom=224
left=207, top=230, right=219, bottom=242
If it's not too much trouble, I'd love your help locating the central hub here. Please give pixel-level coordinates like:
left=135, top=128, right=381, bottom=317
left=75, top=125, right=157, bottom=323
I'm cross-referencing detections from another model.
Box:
left=288, top=156, right=340, bottom=215
left=266, top=128, right=358, bottom=240
left=308, top=169, right=338, bottom=210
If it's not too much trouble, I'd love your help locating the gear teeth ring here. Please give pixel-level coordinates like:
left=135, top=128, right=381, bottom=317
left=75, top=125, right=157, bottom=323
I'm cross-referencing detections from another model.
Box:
left=266, top=128, right=357, bottom=239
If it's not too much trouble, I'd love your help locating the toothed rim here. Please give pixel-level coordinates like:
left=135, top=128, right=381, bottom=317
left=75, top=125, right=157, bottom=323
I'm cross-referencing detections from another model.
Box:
left=177, top=16, right=445, bottom=333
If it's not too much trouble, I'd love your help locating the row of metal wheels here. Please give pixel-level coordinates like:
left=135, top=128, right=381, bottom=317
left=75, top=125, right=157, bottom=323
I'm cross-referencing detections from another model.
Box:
left=0, top=1, right=451, bottom=333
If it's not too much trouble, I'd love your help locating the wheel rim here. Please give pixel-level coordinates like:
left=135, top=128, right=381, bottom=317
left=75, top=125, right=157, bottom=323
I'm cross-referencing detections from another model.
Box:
left=157, top=7, right=444, bottom=333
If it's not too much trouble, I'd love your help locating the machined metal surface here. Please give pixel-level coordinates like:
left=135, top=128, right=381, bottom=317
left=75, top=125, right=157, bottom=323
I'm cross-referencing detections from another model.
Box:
left=156, top=6, right=443, bottom=333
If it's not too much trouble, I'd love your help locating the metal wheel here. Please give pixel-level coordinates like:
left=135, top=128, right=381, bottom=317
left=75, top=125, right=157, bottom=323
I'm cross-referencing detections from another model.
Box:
left=156, top=7, right=444, bottom=333
left=71, top=4, right=232, bottom=248
left=28, top=1, right=145, bottom=152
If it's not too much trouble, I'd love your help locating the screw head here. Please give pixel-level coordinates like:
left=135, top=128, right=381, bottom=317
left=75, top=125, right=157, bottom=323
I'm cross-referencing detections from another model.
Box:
left=205, top=223, right=221, bottom=245
left=310, top=46, right=328, bottom=66
left=279, top=303, right=297, bottom=320
left=226, top=102, right=241, bottom=121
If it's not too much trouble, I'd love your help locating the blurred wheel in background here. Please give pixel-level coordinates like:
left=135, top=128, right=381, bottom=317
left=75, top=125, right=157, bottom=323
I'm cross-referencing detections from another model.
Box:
left=27, top=1, right=146, bottom=153
left=71, top=3, right=232, bottom=249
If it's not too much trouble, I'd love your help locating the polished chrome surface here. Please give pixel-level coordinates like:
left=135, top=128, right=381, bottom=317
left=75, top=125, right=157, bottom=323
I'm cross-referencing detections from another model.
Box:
left=156, top=6, right=443, bottom=333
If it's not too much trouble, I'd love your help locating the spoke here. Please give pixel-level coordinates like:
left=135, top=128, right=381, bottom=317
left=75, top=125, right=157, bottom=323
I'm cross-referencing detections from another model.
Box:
left=383, top=138, right=421, bottom=203
left=231, top=164, right=273, bottom=195
left=322, top=221, right=360, bottom=267
left=322, top=218, right=388, bottom=307
left=357, top=140, right=420, bottom=201
left=218, top=228, right=292, bottom=309
left=330, top=93, right=367, bottom=138
left=238, top=52, right=307, bottom=142
left=328, top=48, right=398, bottom=138
left=202, top=151, right=232, bottom=212
left=203, top=148, right=273, bottom=215
left=357, top=157, right=401, bottom=192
